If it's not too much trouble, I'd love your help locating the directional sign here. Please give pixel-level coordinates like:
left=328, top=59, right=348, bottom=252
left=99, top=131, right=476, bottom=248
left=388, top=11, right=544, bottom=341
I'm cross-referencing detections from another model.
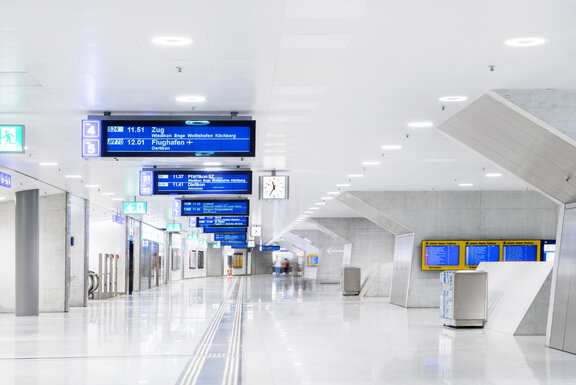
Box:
left=112, top=215, right=126, bottom=224
left=202, top=227, right=247, bottom=234
left=139, top=170, right=154, bottom=196
left=260, top=245, right=280, bottom=251
left=123, top=202, right=147, bottom=214
left=99, top=119, right=255, bottom=157
left=182, top=200, right=249, bottom=216
left=214, top=233, right=246, bottom=242
left=172, top=199, right=182, bottom=217
left=0, top=171, right=11, bottom=188
left=153, top=170, right=252, bottom=195
left=0, top=125, right=24, bottom=153
left=81, top=120, right=100, bottom=157
left=195, top=216, right=249, bottom=227
left=166, top=223, right=182, bottom=233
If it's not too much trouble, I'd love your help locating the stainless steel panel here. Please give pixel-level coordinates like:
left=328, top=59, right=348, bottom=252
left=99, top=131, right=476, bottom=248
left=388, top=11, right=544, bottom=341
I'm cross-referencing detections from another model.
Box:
left=337, top=192, right=413, bottom=235
left=390, top=233, right=414, bottom=307
left=553, top=206, right=576, bottom=352
left=439, top=92, right=576, bottom=203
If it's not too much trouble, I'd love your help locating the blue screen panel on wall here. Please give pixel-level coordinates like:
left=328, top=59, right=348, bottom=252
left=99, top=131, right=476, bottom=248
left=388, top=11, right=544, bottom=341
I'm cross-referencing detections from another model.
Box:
left=260, top=245, right=281, bottom=251
left=195, top=216, right=249, bottom=227
left=422, top=241, right=462, bottom=270
left=202, top=227, right=247, bottom=234
left=464, top=241, right=501, bottom=266
left=214, top=233, right=246, bottom=242
left=220, top=241, right=247, bottom=246
left=503, top=241, right=540, bottom=261
left=182, top=200, right=249, bottom=216
left=151, top=170, right=252, bottom=195
left=92, top=119, right=256, bottom=158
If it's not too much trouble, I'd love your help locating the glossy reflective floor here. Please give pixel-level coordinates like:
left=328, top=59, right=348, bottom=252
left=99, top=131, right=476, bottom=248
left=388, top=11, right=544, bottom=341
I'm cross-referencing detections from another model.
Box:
left=1, top=275, right=576, bottom=384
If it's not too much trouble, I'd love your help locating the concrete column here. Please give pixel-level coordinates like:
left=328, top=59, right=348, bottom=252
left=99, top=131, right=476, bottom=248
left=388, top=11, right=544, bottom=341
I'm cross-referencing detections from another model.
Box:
left=15, top=189, right=39, bottom=316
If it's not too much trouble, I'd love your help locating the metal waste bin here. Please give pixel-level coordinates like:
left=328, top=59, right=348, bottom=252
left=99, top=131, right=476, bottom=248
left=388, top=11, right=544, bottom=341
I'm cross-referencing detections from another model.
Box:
left=440, top=270, right=487, bottom=327
left=342, top=267, right=361, bottom=295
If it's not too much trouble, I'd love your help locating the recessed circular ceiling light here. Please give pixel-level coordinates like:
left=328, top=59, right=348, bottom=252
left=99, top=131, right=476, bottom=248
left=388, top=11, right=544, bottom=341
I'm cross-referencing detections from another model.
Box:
left=504, top=37, right=546, bottom=47
left=175, top=95, right=206, bottom=103
left=438, top=96, right=468, bottom=102
left=407, top=122, right=434, bottom=128
left=151, top=36, right=193, bottom=46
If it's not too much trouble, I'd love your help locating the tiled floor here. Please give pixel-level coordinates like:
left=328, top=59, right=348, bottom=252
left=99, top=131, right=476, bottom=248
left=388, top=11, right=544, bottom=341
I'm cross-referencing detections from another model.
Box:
left=0, top=275, right=575, bottom=384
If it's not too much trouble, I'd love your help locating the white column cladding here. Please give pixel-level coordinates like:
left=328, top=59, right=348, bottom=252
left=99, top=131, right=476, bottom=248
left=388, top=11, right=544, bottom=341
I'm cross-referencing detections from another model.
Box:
left=15, top=189, right=40, bottom=316
left=0, top=200, right=16, bottom=312
left=68, top=194, right=87, bottom=307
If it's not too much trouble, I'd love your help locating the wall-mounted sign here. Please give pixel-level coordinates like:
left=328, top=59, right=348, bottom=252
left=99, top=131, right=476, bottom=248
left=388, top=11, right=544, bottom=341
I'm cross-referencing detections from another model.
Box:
left=172, top=199, right=182, bottom=217
left=213, top=243, right=221, bottom=249
left=82, top=119, right=255, bottom=158
left=123, top=201, right=147, bottom=215
left=182, top=200, right=249, bottom=216
left=202, top=227, right=247, bottom=234
left=260, top=245, right=280, bottom=251
left=214, top=233, right=247, bottom=242
left=220, top=241, right=247, bottom=246
left=187, top=233, right=199, bottom=240
left=250, top=226, right=262, bottom=237
left=247, top=240, right=255, bottom=248
left=112, top=215, right=126, bottom=224
left=0, top=125, right=24, bottom=153
left=0, top=171, right=11, bottom=188
left=140, top=169, right=252, bottom=195
left=308, top=255, right=319, bottom=266
left=139, top=170, right=153, bottom=196
left=166, top=223, right=182, bottom=233
left=195, top=216, right=249, bottom=227
left=81, top=120, right=100, bottom=157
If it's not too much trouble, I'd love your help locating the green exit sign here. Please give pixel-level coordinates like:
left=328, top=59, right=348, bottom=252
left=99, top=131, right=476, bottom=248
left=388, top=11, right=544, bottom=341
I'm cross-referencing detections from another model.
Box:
left=0, top=125, right=24, bottom=153
left=123, top=202, right=147, bottom=214
left=166, top=223, right=182, bottom=233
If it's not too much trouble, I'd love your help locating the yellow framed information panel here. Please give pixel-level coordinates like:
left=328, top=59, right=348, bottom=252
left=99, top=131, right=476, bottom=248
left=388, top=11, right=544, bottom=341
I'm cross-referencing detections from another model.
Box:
left=502, top=240, right=540, bottom=262
left=461, top=241, right=503, bottom=269
left=308, top=255, right=318, bottom=266
left=422, top=241, right=463, bottom=270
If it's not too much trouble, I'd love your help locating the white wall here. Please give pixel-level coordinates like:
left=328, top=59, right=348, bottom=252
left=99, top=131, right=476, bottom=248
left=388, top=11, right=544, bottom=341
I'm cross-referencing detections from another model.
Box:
left=39, top=194, right=67, bottom=312
left=0, top=200, right=16, bottom=312
left=183, top=238, right=208, bottom=279
left=89, top=205, right=126, bottom=294
left=68, top=195, right=86, bottom=307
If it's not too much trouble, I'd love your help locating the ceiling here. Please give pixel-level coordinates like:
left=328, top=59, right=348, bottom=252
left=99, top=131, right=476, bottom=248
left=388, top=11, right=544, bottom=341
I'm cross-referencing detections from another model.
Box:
left=0, top=0, right=574, bottom=241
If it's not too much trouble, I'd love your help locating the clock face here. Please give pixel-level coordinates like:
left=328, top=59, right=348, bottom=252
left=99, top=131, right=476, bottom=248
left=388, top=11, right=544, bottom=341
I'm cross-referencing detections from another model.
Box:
left=261, top=176, right=288, bottom=200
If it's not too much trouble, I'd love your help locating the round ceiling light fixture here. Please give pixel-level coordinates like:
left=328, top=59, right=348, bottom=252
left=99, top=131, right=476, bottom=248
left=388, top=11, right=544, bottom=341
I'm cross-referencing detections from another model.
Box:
left=438, top=96, right=468, bottom=102
left=407, top=121, right=434, bottom=128
left=504, top=37, right=546, bottom=47
left=175, top=95, right=206, bottom=103
left=151, top=36, right=193, bottom=46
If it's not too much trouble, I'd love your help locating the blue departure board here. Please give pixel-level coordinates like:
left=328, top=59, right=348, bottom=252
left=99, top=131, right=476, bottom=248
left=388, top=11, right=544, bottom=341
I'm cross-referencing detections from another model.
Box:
left=91, top=119, right=255, bottom=157
left=203, top=227, right=247, bottom=234
left=424, top=245, right=460, bottom=266
left=151, top=170, right=252, bottom=195
left=214, top=233, right=246, bottom=242
left=503, top=244, right=538, bottom=261
left=195, top=216, right=249, bottom=227
left=220, top=241, right=247, bottom=246
left=260, top=245, right=281, bottom=251
left=182, top=200, right=249, bottom=216
left=465, top=245, right=500, bottom=265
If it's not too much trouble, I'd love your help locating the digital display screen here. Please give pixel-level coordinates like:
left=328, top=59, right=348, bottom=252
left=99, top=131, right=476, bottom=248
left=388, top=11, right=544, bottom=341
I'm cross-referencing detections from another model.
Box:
left=152, top=170, right=252, bottom=195
left=98, top=119, right=255, bottom=157
left=503, top=244, right=538, bottom=261
left=261, top=246, right=281, bottom=251
left=182, top=200, right=249, bottom=216
left=308, top=255, right=319, bottom=266
left=220, top=241, right=247, bottom=246
left=195, top=216, right=249, bottom=227
left=465, top=244, right=500, bottom=265
left=541, top=240, right=556, bottom=262
left=214, top=233, right=246, bottom=242
left=424, top=245, right=460, bottom=266
left=202, top=227, right=247, bottom=234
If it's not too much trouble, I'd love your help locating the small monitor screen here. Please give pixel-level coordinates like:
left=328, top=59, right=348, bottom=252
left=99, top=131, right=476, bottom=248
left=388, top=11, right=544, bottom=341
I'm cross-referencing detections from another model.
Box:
left=503, top=245, right=538, bottom=261
left=541, top=240, right=556, bottom=262
left=424, top=245, right=460, bottom=266
left=465, top=244, right=500, bottom=265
